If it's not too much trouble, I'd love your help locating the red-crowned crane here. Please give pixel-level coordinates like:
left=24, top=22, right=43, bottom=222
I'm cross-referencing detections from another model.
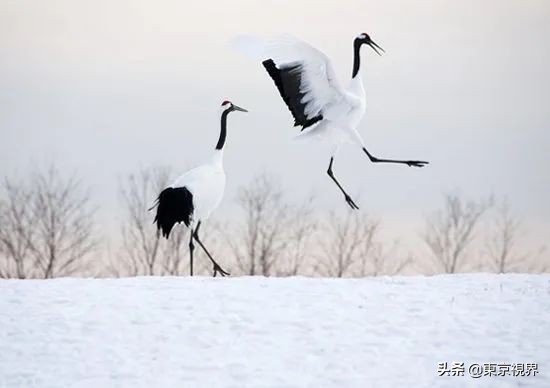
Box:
left=241, top=33, right=429, bottom=209
left=150, top=100, right=248, bottom=277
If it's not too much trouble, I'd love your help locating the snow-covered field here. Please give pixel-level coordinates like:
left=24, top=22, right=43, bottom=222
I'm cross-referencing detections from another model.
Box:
left=1, top=274, right=549, bottom=388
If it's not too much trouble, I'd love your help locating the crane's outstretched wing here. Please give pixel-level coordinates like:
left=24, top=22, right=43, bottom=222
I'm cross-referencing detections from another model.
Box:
left=263, top=59, right=322, bottom=129
left=259, top=35, right=354, bottom=130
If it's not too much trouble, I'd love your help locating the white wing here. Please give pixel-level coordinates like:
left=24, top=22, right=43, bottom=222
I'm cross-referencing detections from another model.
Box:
left=236, top=34, right=358, bottom=127
left=170, top=163, right=225, bottom=220
left=170, top=164, right=213, bottom=189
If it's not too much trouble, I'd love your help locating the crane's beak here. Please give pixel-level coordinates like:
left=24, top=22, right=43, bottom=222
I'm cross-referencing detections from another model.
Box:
left=232, top=104, right=248, bottom=113
left=368, top=40, right=385, bottom=56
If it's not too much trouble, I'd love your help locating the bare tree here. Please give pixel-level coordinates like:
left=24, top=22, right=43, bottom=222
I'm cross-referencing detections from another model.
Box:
left=0, top=166, right=95, bottom=278
left=316, top=210, right=380, bottom=277
left=30, top=168, right=95, bottom=278
left=423, top=192, right=492, bottom=274
left=486, top=199, right=547, bottom=273
left=230, top=174, right=290, bottom=276
left=0, top=179, right=36, bottom=278
left=486, top=200, right=522, bottom=273
left=276, top=197, right=317, bottom=276
left=361, top=239, right=412, bottom=277
left=119, top=167, right=167, bottom=276
left=161, top=225, right=189, bottom=275
left=356, top=218, right=381, bottom=276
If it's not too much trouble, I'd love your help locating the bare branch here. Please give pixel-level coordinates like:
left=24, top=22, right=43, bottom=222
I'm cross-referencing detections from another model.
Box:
left=485, top=198, right=547, bottom=273
left=422, top=192, right=492, bottom=274
left=276, top=196, right=317, bottom=276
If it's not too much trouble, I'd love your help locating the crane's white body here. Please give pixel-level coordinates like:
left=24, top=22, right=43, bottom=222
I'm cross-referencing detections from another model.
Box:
left=296, top=75, right=366, bottom=154
left=170, top=150, right=225, bottom=225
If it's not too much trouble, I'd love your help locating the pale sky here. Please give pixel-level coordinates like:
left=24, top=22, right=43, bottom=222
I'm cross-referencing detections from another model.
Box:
left=1, top=0, right=549, bottom=246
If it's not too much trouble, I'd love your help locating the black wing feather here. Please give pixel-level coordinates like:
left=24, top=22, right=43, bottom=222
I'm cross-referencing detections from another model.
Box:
left=262, top=59, right=323, bottom=130
left=153, top=187, right=194, bottom=238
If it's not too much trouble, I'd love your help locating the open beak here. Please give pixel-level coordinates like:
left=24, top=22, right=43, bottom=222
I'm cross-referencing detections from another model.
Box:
left=232, top=104, right=248, bottom=113
left=368, top=40, right=385, bottom=56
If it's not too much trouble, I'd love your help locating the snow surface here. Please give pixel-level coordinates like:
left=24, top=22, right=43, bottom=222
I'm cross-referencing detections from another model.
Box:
left=1, top=274, right=549, bottom=388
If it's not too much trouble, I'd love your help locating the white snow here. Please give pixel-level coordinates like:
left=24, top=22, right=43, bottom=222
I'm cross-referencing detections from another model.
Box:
left=1, top=274, right=549, bottom=388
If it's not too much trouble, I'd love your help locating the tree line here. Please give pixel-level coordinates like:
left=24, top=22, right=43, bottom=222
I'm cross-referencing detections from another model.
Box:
left=0, top=164, right=547, bottom=278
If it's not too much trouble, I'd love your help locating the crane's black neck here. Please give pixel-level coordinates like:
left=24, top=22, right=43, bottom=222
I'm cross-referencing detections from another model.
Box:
left=352, top=40, right=362, bottom=78
left=216, top=110, right=230, bottom=150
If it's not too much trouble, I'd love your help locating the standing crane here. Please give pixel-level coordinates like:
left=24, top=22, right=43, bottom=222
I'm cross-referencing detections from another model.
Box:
left=257, top=33, right=429, bottom=209
left=150, top=100, right=248, bottom=276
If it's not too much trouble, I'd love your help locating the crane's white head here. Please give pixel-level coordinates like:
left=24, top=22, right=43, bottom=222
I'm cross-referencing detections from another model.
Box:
left=355, top=32, right=385, bottom=56
left=221, top=100, right=248, bottom=114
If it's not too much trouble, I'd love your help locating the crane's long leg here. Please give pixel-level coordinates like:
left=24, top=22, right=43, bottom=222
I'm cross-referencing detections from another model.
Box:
left=192, top=221, right=230, bottom=277
left=362, top=147, right=429, bottom=167
left=188, top=228, right=195, bottom=276
left=327, top=157, right=359, bottom=210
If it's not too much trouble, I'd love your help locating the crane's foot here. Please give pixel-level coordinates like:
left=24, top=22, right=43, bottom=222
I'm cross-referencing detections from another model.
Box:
left=213, top=264, right=230, bottom=277
left=345, top=194, right=360, bottom=210
left=406, top=160, right=429, bottom=167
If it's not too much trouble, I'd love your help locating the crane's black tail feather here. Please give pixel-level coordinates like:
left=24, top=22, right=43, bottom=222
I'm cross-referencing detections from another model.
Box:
left=153, top=187, right=194, bottom=238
